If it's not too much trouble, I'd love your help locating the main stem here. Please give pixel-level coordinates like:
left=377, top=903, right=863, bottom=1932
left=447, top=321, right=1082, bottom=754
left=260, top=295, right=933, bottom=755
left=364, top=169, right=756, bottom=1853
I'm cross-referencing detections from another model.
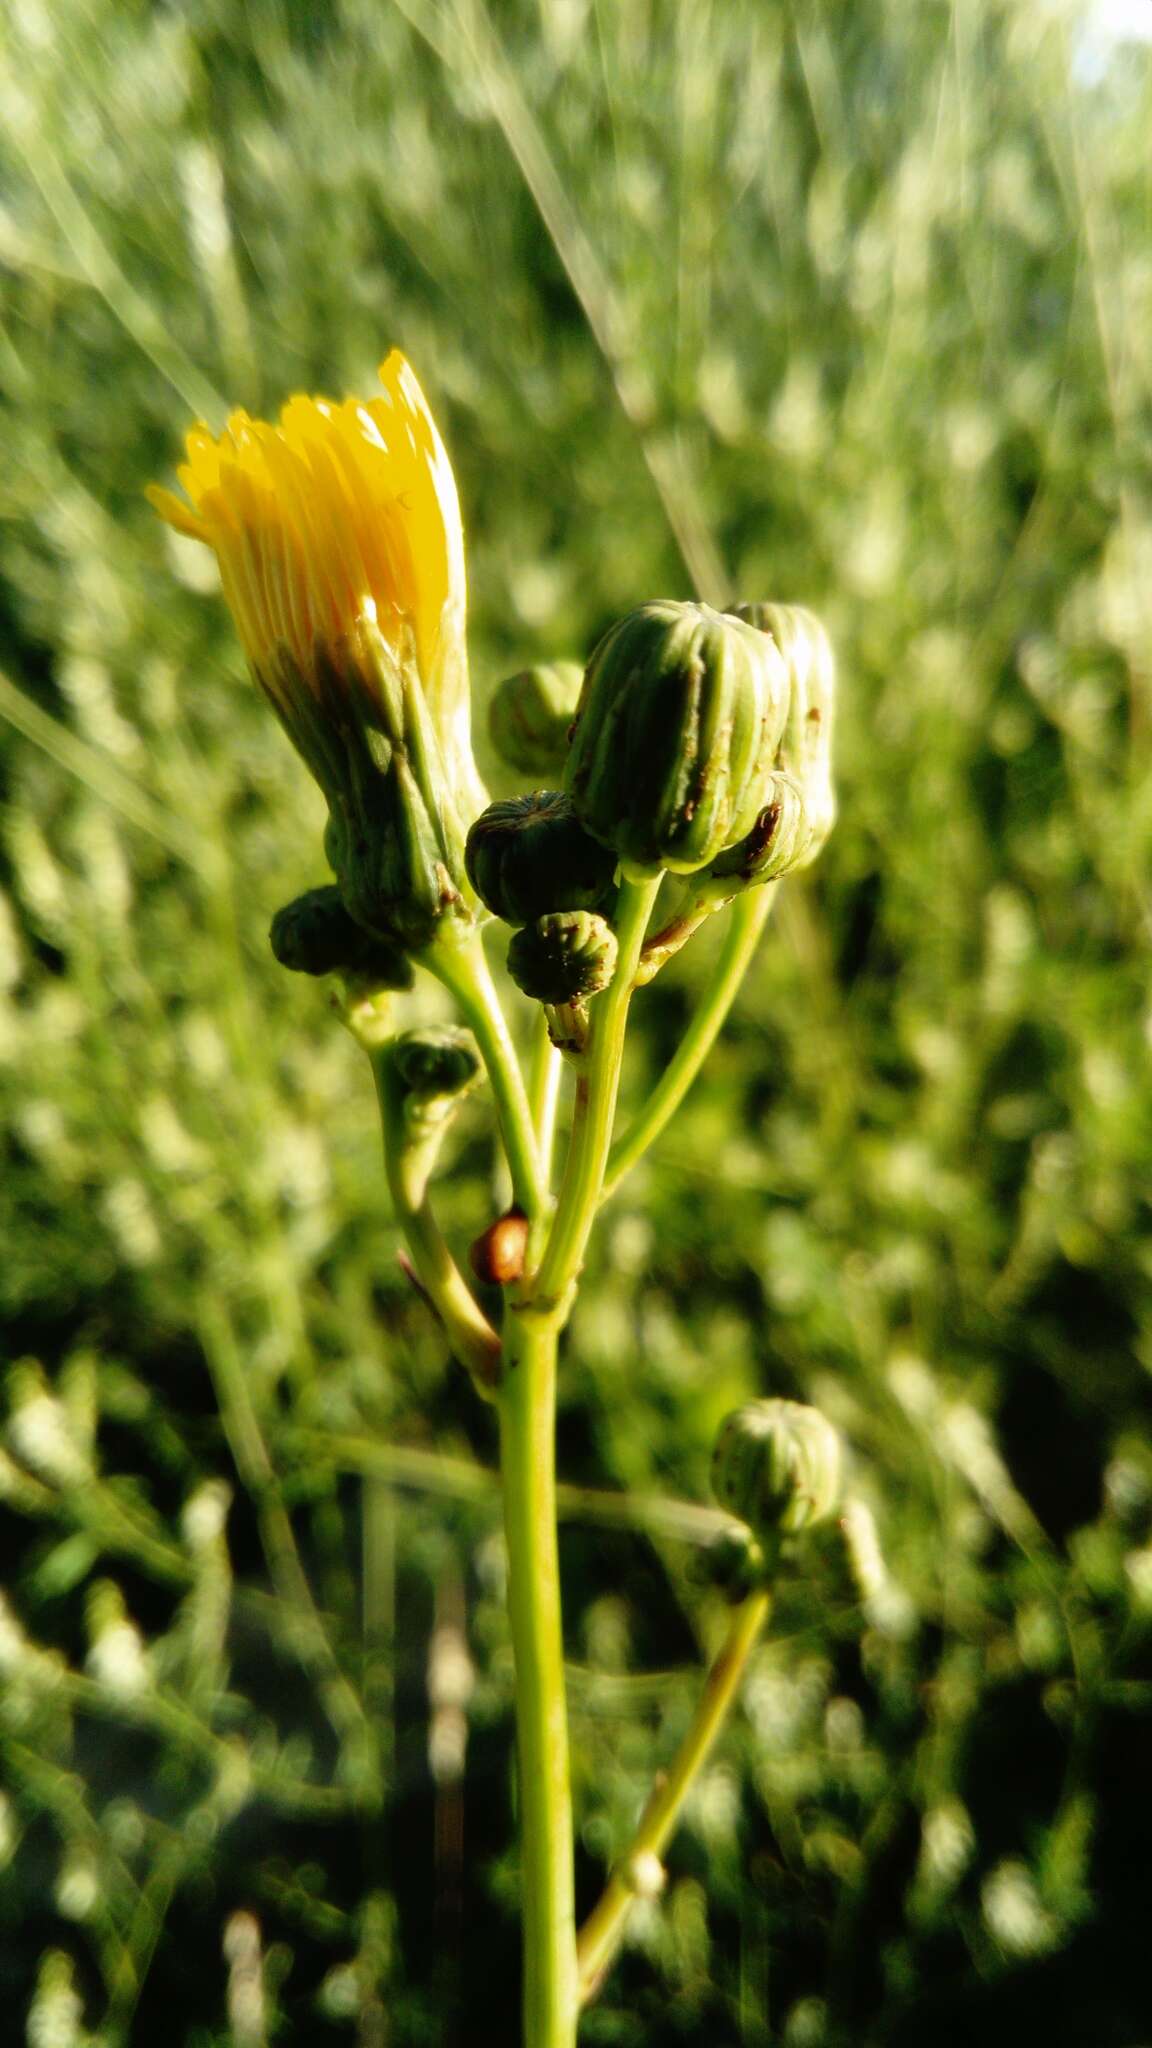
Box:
left=499, top=1305, right=578, bottom=2047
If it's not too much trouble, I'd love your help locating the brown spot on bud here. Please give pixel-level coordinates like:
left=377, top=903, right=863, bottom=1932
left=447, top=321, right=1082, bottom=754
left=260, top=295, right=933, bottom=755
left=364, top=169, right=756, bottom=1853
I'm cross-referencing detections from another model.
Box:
left=469, top=1210, right=530, bottom=1286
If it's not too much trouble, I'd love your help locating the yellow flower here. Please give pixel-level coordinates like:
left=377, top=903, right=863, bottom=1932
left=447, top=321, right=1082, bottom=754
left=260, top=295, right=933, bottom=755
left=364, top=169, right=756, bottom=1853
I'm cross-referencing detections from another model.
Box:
left=149, top=352, right=487, bottom=950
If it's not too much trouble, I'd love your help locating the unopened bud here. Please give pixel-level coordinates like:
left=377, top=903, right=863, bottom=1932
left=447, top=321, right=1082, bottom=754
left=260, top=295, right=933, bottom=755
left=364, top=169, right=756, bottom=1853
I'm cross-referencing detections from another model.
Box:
left=729, top=603, right=836, bottom=868
left=707, top=775, right=810, bottom=888
left=489, top=661, right=584, bottom=779
left=566, top=601, right=791, bottom=876
left=465, top=792, right=616, bottom=928
left=712, top=1400, right=842, bottom=1541
left=506, top=910, right=618, bottom=1006
left=390, top=1026, right=482, bottom=1104
left=270, top=886, right=414, bottom=986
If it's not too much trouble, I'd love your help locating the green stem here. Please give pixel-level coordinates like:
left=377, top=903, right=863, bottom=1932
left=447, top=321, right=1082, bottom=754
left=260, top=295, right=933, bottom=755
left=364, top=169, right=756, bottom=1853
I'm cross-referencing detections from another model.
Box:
left=499, top=1305, right=578, bottom=2046
left=371, top=1053, right=501, bottom=1397
left=576, top=1585, right=773, bottom=2005
left=426, top=929, right=545, bottom=1219
left=529, top=1008, right=563, bottom=1186
left=603, top=885, right=777, bottom=1200
left=533, top=875, right=662, bottom=1307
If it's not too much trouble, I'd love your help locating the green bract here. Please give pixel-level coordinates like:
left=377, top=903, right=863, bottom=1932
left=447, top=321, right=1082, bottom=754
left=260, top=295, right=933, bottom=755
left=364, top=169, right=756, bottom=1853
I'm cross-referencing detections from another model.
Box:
left=711, top=1400, right=842, bottom=1540
left=565, top=600, right=791, bottom=877
left=465, top=792, right=617, bottom=927
left=506, top=911, right=618, bottom=1005
left=488, top=662, right=584, bottom=779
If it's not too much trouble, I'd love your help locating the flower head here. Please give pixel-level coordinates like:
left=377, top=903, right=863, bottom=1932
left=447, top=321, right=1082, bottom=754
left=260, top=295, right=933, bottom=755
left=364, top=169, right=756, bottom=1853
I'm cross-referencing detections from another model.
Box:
left=149, top=352, right=485, bottom=949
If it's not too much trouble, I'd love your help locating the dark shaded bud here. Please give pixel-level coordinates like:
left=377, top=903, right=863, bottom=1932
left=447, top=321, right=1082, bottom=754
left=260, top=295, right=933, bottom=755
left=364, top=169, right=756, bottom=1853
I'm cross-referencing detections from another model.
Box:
left=565, top=600, right=791, bottom=877
left=469, top=1209, right=530, bottom=1286
left=270, top=886, right=415, bottom=987
left=506, top=911, right=618, bottom=1006
left=390, top=1026, right=482, bottom=1105
left=728, top=603, right=836, bottom=868
left=465, top=792, right=617, bottom=927
left=489, top=662, right=584, bottom=779
left=712, top=1400, right=842, bottom=1543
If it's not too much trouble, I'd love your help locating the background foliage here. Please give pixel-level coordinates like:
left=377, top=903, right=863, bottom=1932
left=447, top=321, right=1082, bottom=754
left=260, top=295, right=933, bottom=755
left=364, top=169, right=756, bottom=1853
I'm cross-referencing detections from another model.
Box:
left=1, top=0, right=1150, bottom=2042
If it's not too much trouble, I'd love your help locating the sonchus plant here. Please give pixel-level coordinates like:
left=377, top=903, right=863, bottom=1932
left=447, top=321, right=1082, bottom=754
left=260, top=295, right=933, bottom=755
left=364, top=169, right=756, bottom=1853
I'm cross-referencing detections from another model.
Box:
left=151, top=353, right=841, bottom=2048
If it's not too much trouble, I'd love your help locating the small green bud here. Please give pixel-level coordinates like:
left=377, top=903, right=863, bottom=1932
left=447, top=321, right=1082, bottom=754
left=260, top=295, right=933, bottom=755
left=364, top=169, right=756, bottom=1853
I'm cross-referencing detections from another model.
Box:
left=729, top=603, right=836, bottom=868
left=489, top=662, right=584, bottom=779
left=465, top=792, right=617, bottom=927
left=389, top=1026, right=482, bottom=1105
left=506, top=910, right=618, bottom=1005
left=712, top=1400, right=842, bottom=1541
left=565, top=600, right=791, bottom=877
left=270, top=886, right=415, bottom=986
left=375, top=1027, right=483, bottom=1211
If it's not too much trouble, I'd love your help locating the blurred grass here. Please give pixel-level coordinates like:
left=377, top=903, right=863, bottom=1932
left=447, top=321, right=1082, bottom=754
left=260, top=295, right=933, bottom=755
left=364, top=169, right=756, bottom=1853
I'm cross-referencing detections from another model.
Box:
left=1, top=0, right=1151, bottom=2043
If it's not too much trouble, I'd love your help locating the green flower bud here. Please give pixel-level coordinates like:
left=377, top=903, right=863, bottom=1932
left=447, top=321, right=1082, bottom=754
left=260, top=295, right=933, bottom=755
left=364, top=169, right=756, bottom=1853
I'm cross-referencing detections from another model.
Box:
left=729, top=603, right=836, bottom=868
left=465, top=792, right=617, bottom=927
left=565, top=600, right=791, bottom=877
left=711, top=1400, right=842, bottom=1541
left=269, top=886, right=415, bottom=987
left=390, top=1025, right=482, bottom=1104
left=506, top=910, right=618, bottom=1005
left=375, top=1027, right=483, bottom=1210
left=705, top=774, right=810, bottom=888
left=489, top=662, right=584, bottom=779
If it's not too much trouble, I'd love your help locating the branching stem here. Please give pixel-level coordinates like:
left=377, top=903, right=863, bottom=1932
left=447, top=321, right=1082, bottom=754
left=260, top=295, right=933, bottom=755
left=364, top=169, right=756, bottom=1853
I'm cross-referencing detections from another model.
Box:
left=604, top=885, right=777, bottom=1199
left=427, top=930, right=545, bottom=1219
left=576, top=1585, right=773, bottom=2005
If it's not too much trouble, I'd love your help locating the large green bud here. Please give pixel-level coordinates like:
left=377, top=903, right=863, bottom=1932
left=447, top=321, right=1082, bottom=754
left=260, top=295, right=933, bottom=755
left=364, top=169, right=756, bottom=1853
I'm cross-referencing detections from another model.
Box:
left=489, top=662, right=584, bottom=780
left=712, top=1400, right=842, bottom=1543
left=465, top=792, right=617, bottom=927
left=565, top=601, right=791, bottom=877
left=729, top=604, right=836, bottom=868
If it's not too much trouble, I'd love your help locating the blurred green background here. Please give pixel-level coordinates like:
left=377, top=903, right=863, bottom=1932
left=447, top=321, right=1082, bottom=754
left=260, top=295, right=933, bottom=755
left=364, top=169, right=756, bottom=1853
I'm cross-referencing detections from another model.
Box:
left=2, top=0, right=1151, bottom=2042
